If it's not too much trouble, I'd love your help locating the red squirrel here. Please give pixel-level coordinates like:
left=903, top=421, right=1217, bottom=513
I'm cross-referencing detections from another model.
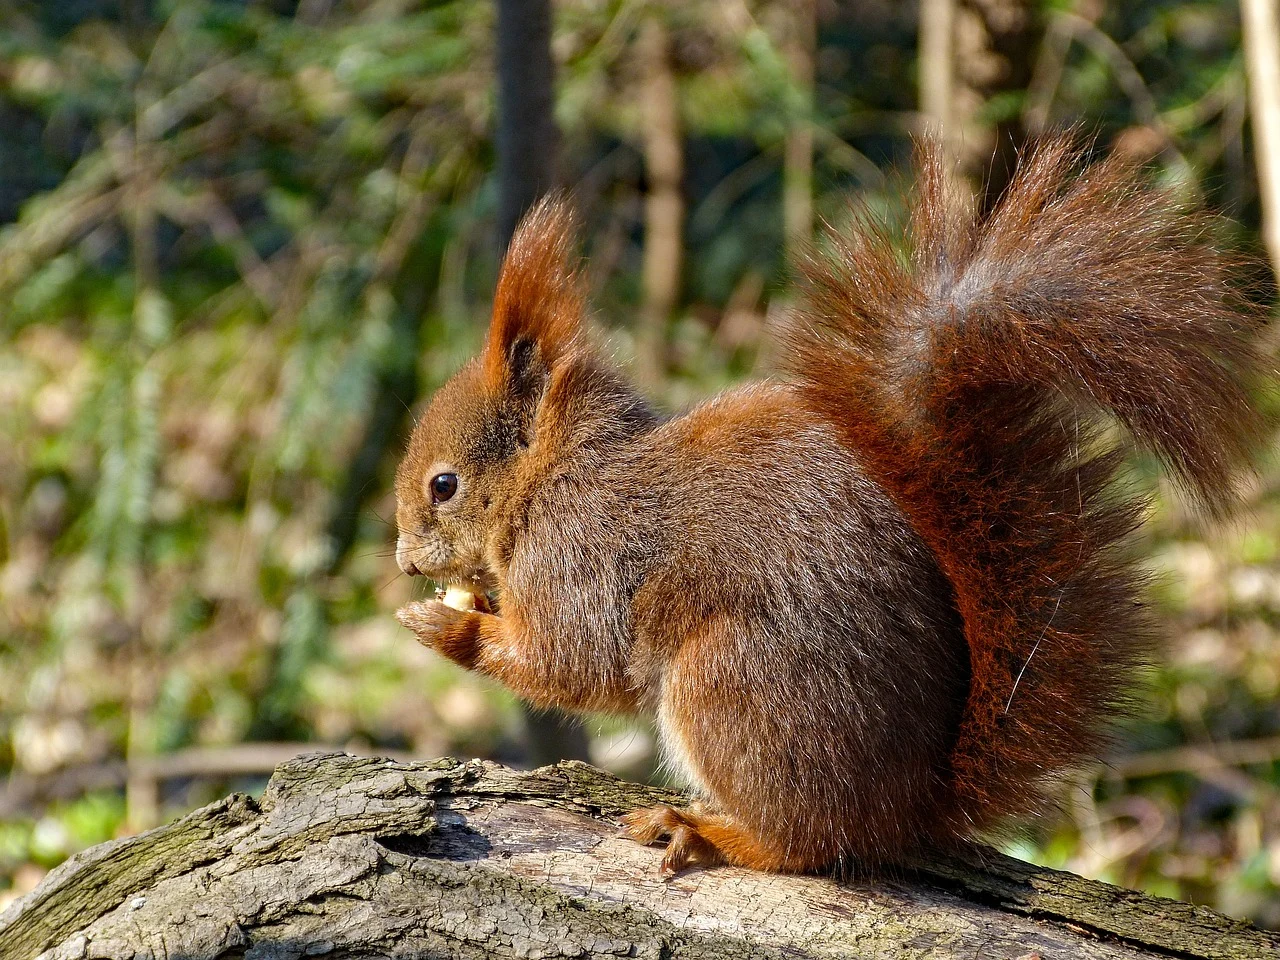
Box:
left=393, top=137, right=1265, bottom=875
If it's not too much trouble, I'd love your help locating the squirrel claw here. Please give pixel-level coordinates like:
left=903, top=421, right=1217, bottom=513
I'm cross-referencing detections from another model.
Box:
left=620, top=805, right=720, bottom=877
left=659, top=824, right=714, bottom=878
left=659, top=841, right=693, bottom=878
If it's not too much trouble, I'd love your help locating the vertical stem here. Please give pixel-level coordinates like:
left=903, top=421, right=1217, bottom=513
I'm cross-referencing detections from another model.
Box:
left=637, top=15, right=683, bottom=385
left=1023, top=14, right=1074, bottom=135
left=919, top=0, right=972, bottom=214
left=124, top=93, right=162, bottom=830
left=953, top=0, right=1040, bottom=212
left=1242, top=0, right=1280, bottom=279
left=919, top=0, right=955, bottom=138
left=126, top=656, right=159, bottom=832
left=783, top=0, right=816, bottom=269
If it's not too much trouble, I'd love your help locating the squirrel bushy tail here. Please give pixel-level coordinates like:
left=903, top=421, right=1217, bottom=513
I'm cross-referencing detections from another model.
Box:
left=787, top=136, right=1266, bottom=838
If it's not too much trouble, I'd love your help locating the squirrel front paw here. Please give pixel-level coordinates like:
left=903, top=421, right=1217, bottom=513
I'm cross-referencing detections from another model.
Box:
left=396, top=600, right=483, bottom=670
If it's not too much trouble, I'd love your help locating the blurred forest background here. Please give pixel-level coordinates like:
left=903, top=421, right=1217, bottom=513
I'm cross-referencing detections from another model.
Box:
left=4, top=0, right=1280, bottom=929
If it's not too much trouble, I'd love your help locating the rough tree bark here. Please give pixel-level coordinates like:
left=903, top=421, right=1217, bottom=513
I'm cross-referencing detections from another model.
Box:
left=1, top=754, right=1274, bottom=960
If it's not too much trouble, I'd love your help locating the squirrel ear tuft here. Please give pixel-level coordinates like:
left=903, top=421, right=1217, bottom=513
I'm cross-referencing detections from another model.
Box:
left=483, top=196, right=583, bottom=392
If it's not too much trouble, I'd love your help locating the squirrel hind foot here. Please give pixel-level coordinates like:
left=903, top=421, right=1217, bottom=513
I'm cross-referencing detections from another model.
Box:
left=619, top=804, right=809, bottom=876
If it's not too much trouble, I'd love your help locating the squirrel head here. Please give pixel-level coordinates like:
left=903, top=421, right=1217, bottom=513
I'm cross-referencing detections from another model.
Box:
left=395, top=198, right=627, bottom=585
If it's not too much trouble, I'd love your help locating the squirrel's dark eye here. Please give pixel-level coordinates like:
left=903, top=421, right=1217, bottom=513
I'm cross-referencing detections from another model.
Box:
left=430, top=473, right=458, bottom=504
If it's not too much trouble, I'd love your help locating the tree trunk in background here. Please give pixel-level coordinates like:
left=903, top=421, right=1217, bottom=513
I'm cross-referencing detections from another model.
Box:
left=636, top=15, right=683, bottom=385
left=951, top=0, right=1042, bottom=211
left=495, top=0, right=589, bottom=765
left=919, top=0, right=956, bottom=144
left=783, top=0, right=815, bottom=271
left=1243, top=0, right=1280, bottom=281
left=918, top=0, right=972, bottom=213
left=496, top=0, right=558, bottom=251
left=323, top=229, right=441, bottom=576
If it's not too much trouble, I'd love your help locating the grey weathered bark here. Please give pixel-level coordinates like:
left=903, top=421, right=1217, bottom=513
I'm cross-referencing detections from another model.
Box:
left=2, top=753, right=1276, bottom=960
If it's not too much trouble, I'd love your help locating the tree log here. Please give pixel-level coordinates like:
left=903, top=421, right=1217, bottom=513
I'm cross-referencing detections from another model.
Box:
left=0, top=754, right=1274, bottom=960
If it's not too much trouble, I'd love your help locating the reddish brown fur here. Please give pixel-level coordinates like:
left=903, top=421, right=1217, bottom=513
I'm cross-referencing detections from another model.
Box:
left=483, top=198, right=584, bottom=391
left=788, top=138, right=1265, bottom=837
left=394, top=147, right=1264, bottom=875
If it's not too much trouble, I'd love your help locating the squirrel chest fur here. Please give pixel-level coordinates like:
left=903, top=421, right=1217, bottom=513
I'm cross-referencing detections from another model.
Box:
left=394, top=137, right=1264, bottom=875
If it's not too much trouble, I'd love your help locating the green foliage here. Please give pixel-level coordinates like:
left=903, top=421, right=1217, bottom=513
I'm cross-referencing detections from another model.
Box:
left=0, top=0, right=1277, bottom=930
left=0, top=792, right=125, bottom=877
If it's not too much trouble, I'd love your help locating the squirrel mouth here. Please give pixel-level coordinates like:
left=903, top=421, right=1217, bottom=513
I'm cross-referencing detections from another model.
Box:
left=435, top=583, right=493, bottom=613
left=430, top=566, right=497, bottom=613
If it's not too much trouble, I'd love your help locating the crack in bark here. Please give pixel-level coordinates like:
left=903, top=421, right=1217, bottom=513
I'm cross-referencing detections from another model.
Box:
left=1, top=755, right=1276, bottom=960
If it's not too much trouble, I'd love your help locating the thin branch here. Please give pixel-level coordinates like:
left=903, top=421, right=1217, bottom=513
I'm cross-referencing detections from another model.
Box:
left=1023, top=11, right=1075, bottom=134
left=0, top=743, right=414, bottom=820
left=154, top=183, right=282, bottom=310
left=783, top=0, right=816, bottom=266
left=1102, top=733, right=1280, bottom=781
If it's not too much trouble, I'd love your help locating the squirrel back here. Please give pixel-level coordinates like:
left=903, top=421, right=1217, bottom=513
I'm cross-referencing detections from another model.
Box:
left=786, top=136, right=1266, bottom=837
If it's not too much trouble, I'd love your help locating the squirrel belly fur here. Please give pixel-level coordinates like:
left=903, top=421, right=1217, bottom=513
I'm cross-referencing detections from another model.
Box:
left=393, top=137, right=1266, bottom=876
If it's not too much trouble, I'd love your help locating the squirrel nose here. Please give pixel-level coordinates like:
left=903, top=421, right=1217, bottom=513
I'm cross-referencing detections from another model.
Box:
left=395, top=538, right=424, bottom=577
